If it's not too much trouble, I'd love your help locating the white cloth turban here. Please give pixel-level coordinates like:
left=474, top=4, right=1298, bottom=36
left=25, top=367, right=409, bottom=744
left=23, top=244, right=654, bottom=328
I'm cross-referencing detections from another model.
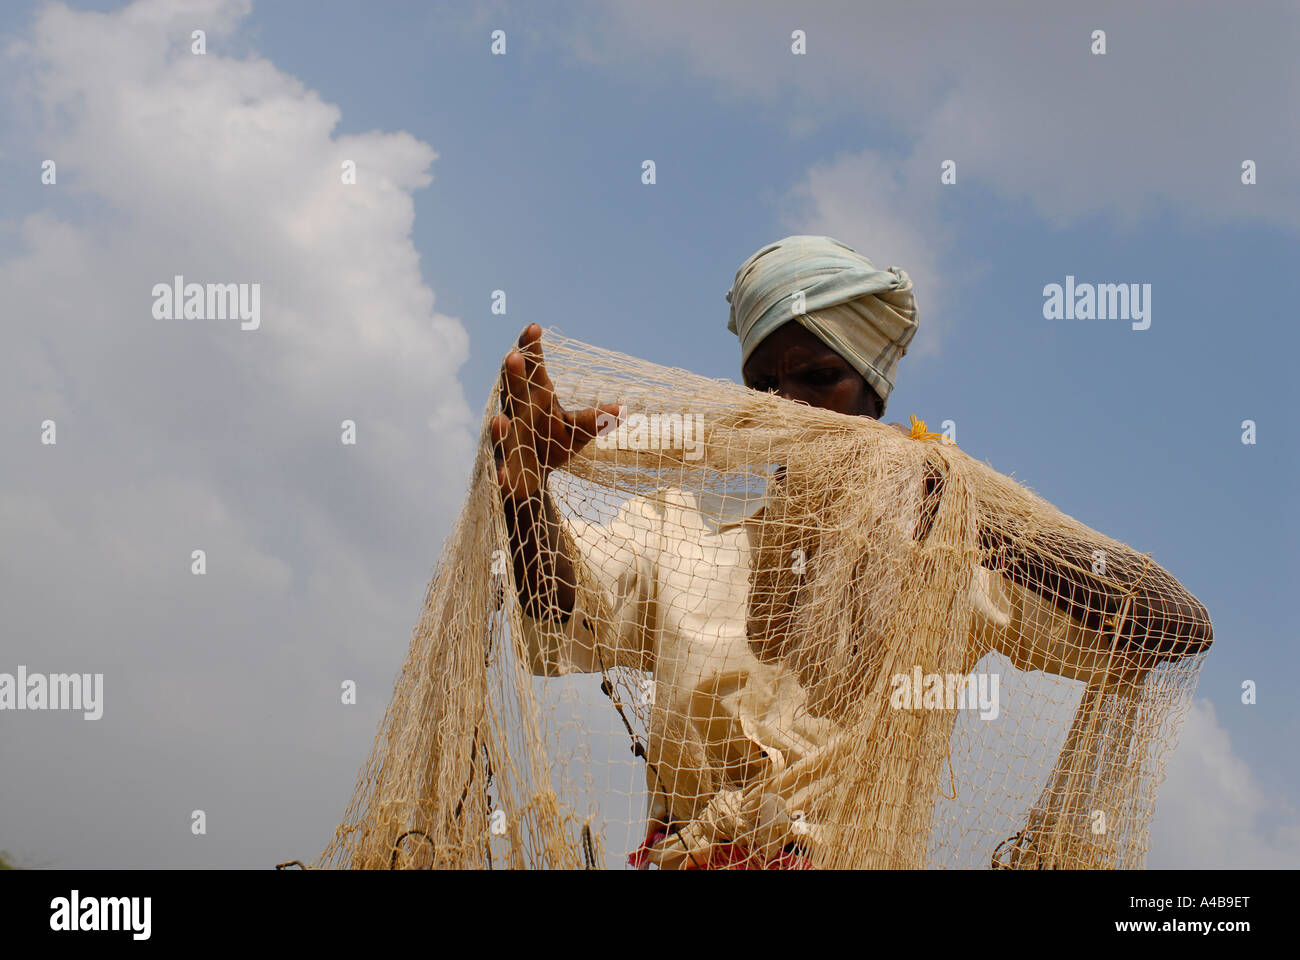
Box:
left=725, top=235, right=919, bottom=412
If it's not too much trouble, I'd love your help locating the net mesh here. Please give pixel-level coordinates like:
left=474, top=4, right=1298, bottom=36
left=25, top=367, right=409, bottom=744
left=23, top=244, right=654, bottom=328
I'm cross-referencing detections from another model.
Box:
left=313, top=330, right=1212, bottom=870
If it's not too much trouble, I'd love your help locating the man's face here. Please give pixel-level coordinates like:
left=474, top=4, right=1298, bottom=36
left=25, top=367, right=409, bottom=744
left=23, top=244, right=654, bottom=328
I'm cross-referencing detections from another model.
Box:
left=742, top=320, right=883, bottom=418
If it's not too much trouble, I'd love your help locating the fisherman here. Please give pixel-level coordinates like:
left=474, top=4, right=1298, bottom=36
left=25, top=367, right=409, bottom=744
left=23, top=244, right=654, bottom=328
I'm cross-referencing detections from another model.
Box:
left=491, top=235, right=1211, bottom=869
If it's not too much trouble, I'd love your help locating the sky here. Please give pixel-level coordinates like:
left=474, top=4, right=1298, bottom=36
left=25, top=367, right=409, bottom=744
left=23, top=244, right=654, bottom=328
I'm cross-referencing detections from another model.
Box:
left=0, top=0, right=1296, bottom=868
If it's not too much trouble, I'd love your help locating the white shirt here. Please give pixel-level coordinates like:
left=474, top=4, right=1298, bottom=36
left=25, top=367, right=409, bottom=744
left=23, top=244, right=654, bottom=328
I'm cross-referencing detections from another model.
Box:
left=520, top=487, right=1111, bottom=867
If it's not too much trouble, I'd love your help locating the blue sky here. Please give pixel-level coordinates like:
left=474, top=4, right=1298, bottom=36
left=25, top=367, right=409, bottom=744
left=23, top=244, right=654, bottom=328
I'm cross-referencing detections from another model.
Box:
left=0, top=0, right=1296, bottom=867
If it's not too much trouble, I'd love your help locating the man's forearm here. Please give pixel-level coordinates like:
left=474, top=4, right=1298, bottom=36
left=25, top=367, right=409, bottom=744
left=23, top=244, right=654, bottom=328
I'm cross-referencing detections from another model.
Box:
left=920, top=464, right=1211, bottom=660
left=502, top=486, right=577, bottom=621
left=979, top=525, right=1213, bottom=661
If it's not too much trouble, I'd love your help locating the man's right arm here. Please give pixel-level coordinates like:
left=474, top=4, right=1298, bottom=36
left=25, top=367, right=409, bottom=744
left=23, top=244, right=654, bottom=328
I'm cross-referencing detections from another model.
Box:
left=503, top=489, right=576, bottom=622
left=492, top=323, right=622, bottom=623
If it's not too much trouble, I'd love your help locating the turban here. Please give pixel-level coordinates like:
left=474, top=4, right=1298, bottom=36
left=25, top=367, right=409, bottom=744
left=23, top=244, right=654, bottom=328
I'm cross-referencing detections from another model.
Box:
left=725, top=235, right=918, bottom=413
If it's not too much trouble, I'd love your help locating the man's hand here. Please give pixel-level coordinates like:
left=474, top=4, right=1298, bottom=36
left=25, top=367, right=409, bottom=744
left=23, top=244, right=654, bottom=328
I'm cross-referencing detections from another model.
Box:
left=492, top=323, right=623, bottom=499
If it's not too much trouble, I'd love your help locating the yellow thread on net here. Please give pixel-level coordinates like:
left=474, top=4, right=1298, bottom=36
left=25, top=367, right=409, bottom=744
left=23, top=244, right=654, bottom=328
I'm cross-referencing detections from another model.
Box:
left=908, top=415, right=954, bottom=444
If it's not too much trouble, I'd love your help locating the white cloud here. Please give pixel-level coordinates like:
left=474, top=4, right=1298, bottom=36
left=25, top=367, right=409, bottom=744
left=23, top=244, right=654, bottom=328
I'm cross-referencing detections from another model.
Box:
left=1148, top=699, right=1300, bottom=868
left=572, top=0, right=1300, bottom=229
left=0, top=0, right=472, bottom=866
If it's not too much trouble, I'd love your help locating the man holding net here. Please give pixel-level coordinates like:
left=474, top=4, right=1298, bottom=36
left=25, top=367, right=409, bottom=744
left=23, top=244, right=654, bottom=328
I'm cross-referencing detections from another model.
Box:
left=491, top=235, right=1212, bottom=869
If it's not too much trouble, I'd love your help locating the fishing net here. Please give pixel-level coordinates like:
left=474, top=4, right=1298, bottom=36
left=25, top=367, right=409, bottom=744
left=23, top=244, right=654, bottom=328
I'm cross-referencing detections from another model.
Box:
left=313, top=330, right=1212, bottom=870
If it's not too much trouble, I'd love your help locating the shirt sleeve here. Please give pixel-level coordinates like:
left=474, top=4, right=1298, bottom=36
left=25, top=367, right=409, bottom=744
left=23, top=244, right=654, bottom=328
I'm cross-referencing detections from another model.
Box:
left=517, top=494, right=660, bottom=677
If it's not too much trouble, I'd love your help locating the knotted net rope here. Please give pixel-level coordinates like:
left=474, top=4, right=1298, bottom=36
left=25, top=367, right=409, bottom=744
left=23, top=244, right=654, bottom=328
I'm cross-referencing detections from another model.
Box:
left=313, top=331, right=1211, bottom=870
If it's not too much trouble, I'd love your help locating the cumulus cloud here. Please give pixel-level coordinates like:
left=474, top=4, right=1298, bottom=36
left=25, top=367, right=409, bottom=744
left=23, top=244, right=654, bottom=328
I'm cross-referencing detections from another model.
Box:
left=0, top=0, right=471, bottom=866
left=572, top=0, right=1300, bottom=229
left=1148, top=699, right=1300, bottom=868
